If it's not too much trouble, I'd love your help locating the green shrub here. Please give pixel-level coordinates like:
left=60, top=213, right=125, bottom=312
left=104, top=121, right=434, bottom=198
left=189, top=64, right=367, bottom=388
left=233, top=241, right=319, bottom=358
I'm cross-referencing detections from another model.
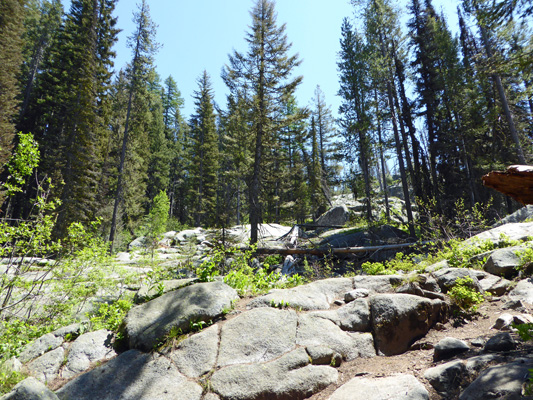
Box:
left=448, top=277, right=484, bottom=312
left=0, top=362, right=26, bottom=395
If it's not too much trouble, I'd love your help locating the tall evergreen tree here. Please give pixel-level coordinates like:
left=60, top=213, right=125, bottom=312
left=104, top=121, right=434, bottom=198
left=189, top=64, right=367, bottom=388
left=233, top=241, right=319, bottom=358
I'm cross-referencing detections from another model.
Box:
left=188, top=71, right=219, bottom=227
left=222, top=0, right=303, bottom=243
left=337, top=17, right=374, bottom=222
left=311, top=85, right=336, bottom=194
left=109, top=0, right=157, bottom=251
left=20, top=0, right=118, bottom=235
left=363, top=0, right=416, bottom=236
left=146, top=71, right=170, bottom=203
left=0, top=0, right=25, bottom=170
left=18, top=0, right=63, bottom=121
left=162, top=75, right=188, bottom=221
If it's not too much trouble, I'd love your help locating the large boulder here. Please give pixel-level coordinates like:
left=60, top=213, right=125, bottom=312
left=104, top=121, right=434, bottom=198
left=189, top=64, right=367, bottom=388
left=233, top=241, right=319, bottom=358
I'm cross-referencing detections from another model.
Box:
left=134, top=278, right=197, bottom=303
left=124, top=281, right=238, bottom=351
left=459, top=359, right=533, bottom=400
left=432, top=268, right=484, bottom=293
left=61, top=330, right=116, bottom=379
left=352, top=275, right=404, bottom=294
left=316, top=205, right=349, bottom=227
left=483, top=246, right=522, bottom=278
left=165, top=324, right=220, bottom=378
left=26, top=347, right=64, bottom=383
left=19, top=333, right=63, bottom=364
left=424, top=360, right=466, bottom=397
left=210, top=348, right=338, bottom=400
left=509, top=278, right=533, bottom=304
left=56, top=350, right=203, bottom=400
left=370, top=294, right=446, bottom=356
left=308, top=298, right=371, bottom=332
left=494, top=205, right=533, bottom=227
left=0, top=377, right=59, bottom=400
left=466, top=222, right=533, bottom=245
left=329, top=374, right=429, bottom=400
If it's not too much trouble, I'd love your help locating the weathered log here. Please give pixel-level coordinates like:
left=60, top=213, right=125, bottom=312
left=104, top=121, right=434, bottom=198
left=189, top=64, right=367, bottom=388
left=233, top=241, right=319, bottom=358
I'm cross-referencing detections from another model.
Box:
left=254, top=241, right=426, bottom=256
left=482, top=165, right=533, bottom=205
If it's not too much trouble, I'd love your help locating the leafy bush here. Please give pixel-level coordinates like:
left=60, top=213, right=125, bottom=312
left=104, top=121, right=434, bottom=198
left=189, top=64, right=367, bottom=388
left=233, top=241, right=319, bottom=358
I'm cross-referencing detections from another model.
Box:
left=448, top=277, right=484, bottom=312
left=361, top=252, right=419, bottom=275
left=88, top=299, right=132, bottom=333
left=196, top=245, right=304, bottom=296
left=136, top=190, right=170, bottom=256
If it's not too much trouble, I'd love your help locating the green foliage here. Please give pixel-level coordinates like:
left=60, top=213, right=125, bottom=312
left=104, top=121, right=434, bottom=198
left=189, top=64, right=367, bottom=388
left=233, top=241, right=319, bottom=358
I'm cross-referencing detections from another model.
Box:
left=514, top=322, right=533, bottom=342
left=262, top=254, right=283, bottom=268
left=361, top=252, right=419, bottom=275
left=189, top=319, right=212, bottom=332
left=88, top=299, right=132, bottom=333
left=516, top=244, right=533, bottom=271
left=0, top=362, right=26, bottom=396
left=360, top=234, right=523, bottom=276
left=137, top=190, right=170, bottom=253
left=197, top=245, right=305, bottom=296
left=448, top=277, right=484, bottom=313
left=1, top=133, right=39, bottom=197
left=418, top=198, right=493, bottom=241
left=270, top=299, right=290, bottom=309
left=0, top=318, right=57, bottom=362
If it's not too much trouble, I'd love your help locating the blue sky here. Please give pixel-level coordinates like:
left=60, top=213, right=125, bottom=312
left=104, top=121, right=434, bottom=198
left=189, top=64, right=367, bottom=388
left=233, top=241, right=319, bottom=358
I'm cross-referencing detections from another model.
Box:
left=62, top=0, right=462, bottom=119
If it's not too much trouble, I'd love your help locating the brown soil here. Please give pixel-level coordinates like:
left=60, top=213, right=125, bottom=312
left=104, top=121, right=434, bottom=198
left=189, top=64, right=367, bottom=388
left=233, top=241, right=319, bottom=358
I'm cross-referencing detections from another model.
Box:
left=307, top=297, right=533, bottom=400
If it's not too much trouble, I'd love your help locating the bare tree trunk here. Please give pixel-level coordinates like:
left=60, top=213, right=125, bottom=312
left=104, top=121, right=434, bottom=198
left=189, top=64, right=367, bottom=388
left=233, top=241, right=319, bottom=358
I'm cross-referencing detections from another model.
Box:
left=109, top=36, right=140, bottom=253
left=478, top=19, right=526, bottom=164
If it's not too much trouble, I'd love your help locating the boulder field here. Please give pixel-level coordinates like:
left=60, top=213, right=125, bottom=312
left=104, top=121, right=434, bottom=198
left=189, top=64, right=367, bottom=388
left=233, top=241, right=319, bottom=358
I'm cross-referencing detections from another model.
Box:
left=4, top=269, right=533, bottom=400
left=5, top=221, right=533, bottom=399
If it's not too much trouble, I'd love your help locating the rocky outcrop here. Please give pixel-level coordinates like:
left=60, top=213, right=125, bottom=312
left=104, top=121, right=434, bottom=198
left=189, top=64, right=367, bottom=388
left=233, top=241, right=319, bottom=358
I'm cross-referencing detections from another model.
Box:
left=459, top=359, right=533, bottom=400
left=316, top=205, right=349, bottom=227
left=211, top=348, right=338, bottom=400
left=370, top=294, right=446, bottom=356
left=56, top=350, right=204, bottom=400
left=7, top=221, right=533, bottom=400
left=124, top=281, right=238, bottom=351
left=0, top=377, right=59, bottom=400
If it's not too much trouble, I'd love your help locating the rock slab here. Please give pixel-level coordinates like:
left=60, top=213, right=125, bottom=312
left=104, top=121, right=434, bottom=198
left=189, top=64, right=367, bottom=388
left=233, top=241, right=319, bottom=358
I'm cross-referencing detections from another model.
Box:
left=56, top=350, right=203, bottom=400
left=124, top=281, right=238, bottom=350
left=329, top=373, right=429, bottom=400
left=211, top=348, right=338, bottom=400
left=0, top=377, right=59, bottom=400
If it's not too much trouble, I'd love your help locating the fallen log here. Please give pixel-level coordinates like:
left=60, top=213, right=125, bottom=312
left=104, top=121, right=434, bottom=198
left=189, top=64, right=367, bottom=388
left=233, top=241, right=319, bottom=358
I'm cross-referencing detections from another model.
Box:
left=254, top=241, right=428, bottom=256
left=482, top=165, right=533, bottom=205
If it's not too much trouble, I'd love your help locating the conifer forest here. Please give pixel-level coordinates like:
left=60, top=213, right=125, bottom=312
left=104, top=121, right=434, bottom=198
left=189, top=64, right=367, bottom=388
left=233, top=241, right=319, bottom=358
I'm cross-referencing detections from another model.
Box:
left=1, top=0, right=533, bottom=249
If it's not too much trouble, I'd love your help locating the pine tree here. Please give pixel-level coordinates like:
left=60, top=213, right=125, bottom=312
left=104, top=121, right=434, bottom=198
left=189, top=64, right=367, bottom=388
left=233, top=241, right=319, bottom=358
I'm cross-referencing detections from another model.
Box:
left=162, top=75, right=188, bottom=221
left=222, top=0, right=303, bottom=243
left=146, top=71, right=170, bottom=203
left=337, top=17, right=374, bottom=222
left=19, top=0, right=118, bottom=236
left=188, top=70, right=219, bottom=227
left=0, top=0, right=25, bottom=169
left=218, top=92, right=254, bottom=226
left=109, top=0, right=157, bottom=251
left=363, top=0, right=416, bottom=236
left=18, top=0, right=63, bottom=121
left=311, top=85, right=337, bottom=194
